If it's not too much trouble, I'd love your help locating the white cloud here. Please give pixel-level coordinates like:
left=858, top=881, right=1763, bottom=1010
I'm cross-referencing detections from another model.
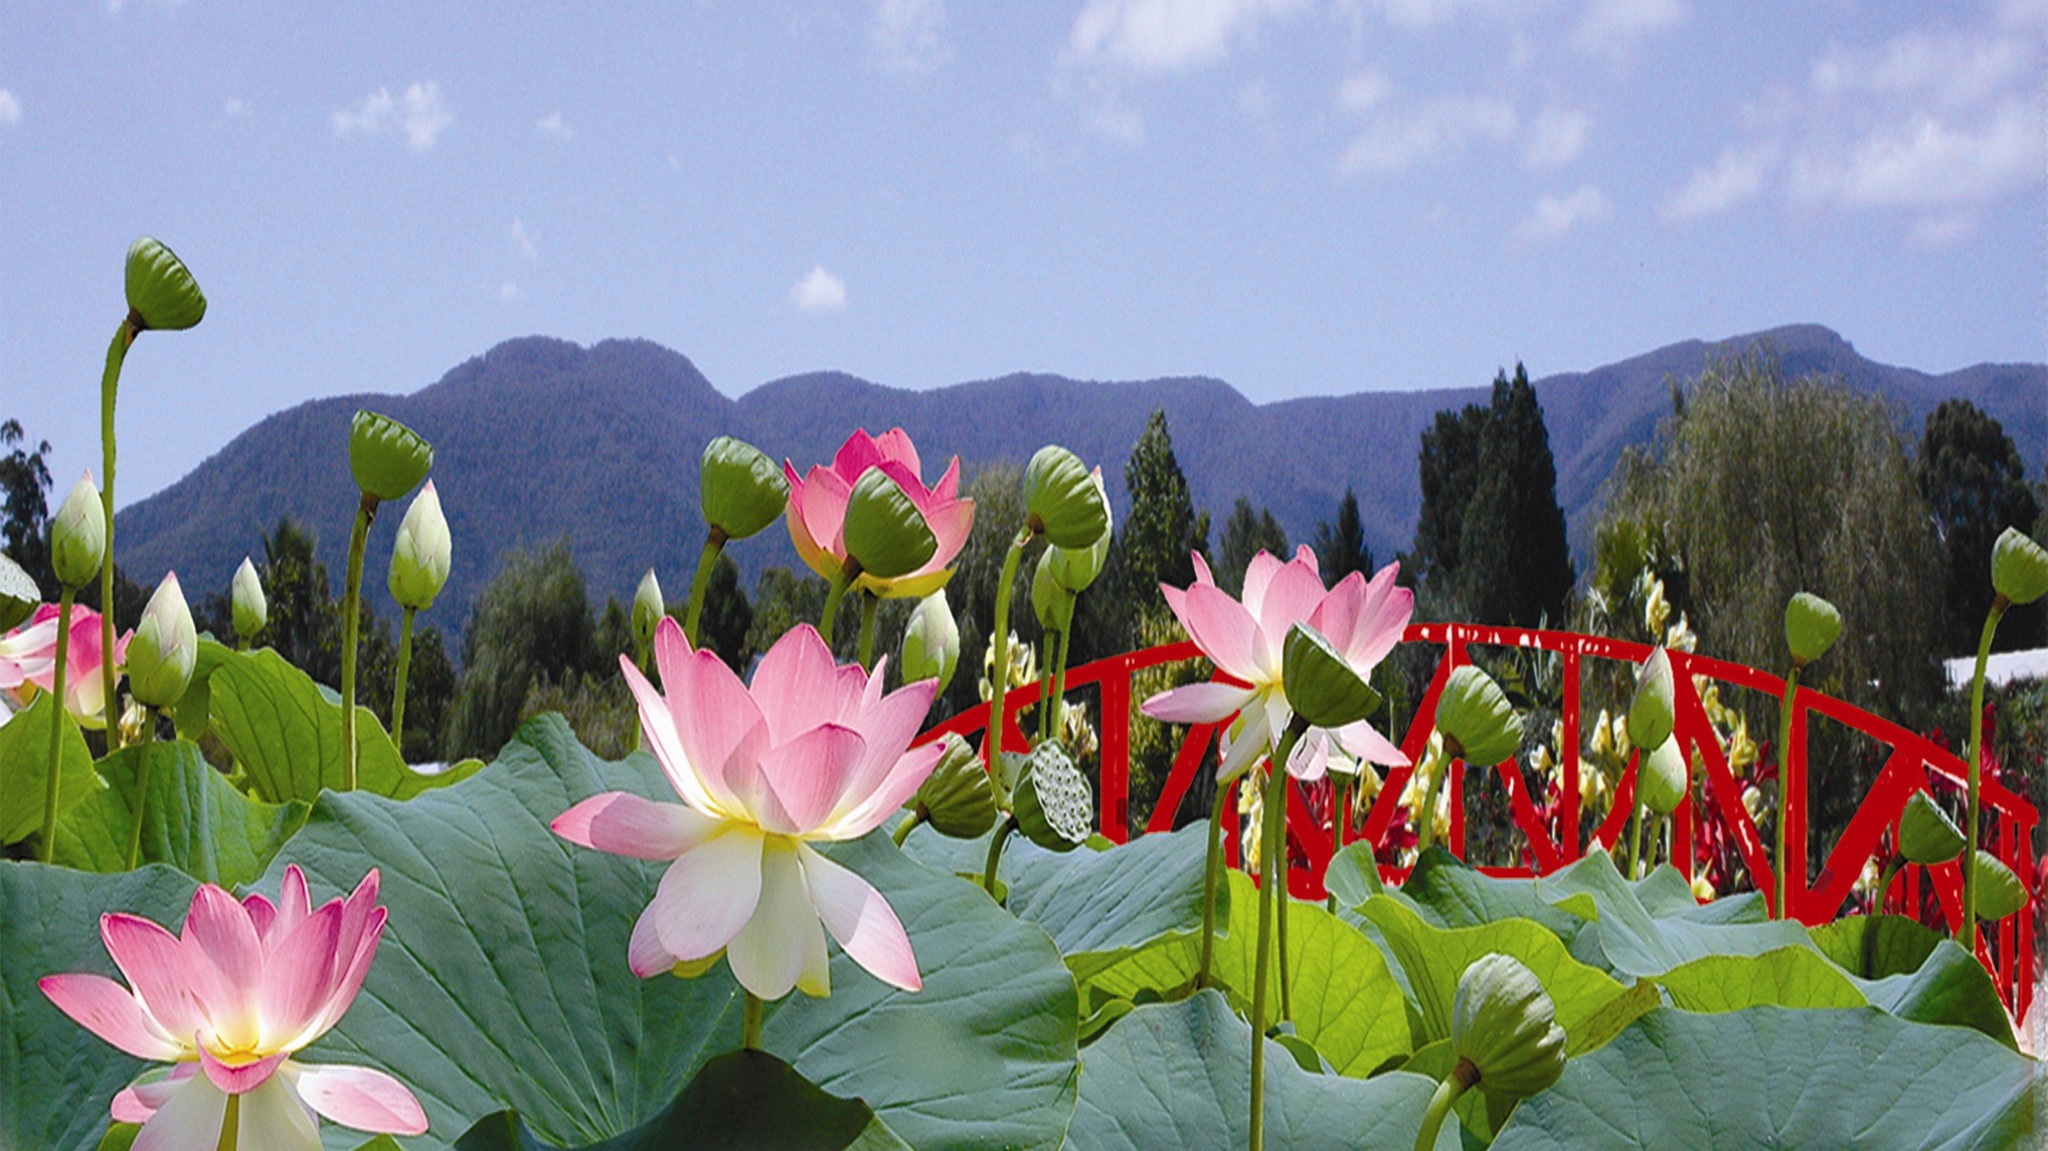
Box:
left=535, top=112, right=573, bottom=140
left=0, top=89, right=19, bottom=128
left=499, top=282, right=519, bottom=302
left=1907, top=211, right=1980, bottom=249
left=791, top=266, right=847, bottom=312
left=1339, top=90, right=1517, bottom=173
left=1086, top=92, right=1148, bottom=143
left=1788, top=101, right=2040, bottom=210
left=331, top=82, right=452, bottom=152
left=871, top=0, right=950, bottom=73
left=1810, top=27, right=2028, bottom=111
left=1572, top=0, right=1688, bottom=59
left=1516, top=184, right=1610, bottom=241
left=510, top=218, right=538, bottom=260
left=1353, top=0, right=1519, bottom=29
left=1661, top=145, right=1773, bottom=220
left=1066, top=0, right=1309, bottom=73
left=1523, top=105, right=1588, bottom=169
left=1334, top=69, right=1390, bottom=113
left=223, top=97, right=251, bottom=120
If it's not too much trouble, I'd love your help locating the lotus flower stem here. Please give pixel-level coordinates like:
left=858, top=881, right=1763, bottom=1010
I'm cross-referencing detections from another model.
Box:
left=1047, top=629, right=1071, bottom=743
left=1413, top=742, right=1448, bottom=854
left=857, top=592, right=879, bottom=671
left=1412, top=1062, right=1475, bottom=1151
left=1771, top=666, right=1801, bottom=920
left=1277, top=816, right=1293, bottom=1022
left=982, top=817, right=1017, bottom=897
left=742, top=991, right=764, bottom=1051
left=818, top=568, right=851, bottom=651
left=340, top=493, right=377, bottom=792
left=1249, top=721, right=1307, bottom=1151
left=1628, top=787, right=1645, bottom=880
left=684, top=531, right=724, bottom=648
left=37, top=589, right=76, bottom=863
left=1327, top=773, right=1353, bottom=913
left=985, top=527, right=1033, bottom=767
left=218, top=1095, right=241, bottom=1151
left=892, top=810, right=925, bottom=847
left=97, top=319, right=137, bottom=754
left=1960, top=605, right=2000, bottom=942
left=391, top=604, right=416, bottom=754
left=1198, top=782, right=1228, bottom=989
left=123, top=706, right=156, bottom=870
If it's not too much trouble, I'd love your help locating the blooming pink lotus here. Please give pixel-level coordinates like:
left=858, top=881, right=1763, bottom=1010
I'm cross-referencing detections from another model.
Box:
left=39, top=865, right=426, bottom=1151
left=1143, top=547, right=1413, bottom=783
left=785, top=428, right=974, bottom=598
left=554, top=617, right=945, bottom=999
left=0, top=603, right=130, bottom=727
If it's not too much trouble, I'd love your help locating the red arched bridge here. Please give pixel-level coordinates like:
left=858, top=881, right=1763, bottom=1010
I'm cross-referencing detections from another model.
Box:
left=919, top=623, right=2040, bottom=1021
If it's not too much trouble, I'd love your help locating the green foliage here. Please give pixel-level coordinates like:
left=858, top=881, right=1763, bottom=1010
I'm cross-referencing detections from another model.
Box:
left=1216, top=497, right=1288, bottom=597
left=1917, top=398, right=2045, bottom=650
left=0, top=418, right=53, bottom=600
left=1312, top=487, right=1372, bottom=583
left=51, top=739, right=305, bottom=887
left=0, top=692, right=96, bottom=849
left=445, top=540, right=601, bottom=760
left=687, top=551, right=753, bottom=669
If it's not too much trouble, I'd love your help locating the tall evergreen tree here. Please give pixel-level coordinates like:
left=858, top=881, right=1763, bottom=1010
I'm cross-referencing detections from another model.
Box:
left=445, top=539, right=600, bottom=760
left=1118, top=409, right=1205, bottom=599
left=1412, top=404, right=1488, bottom=600
left=1916, top=399, right=2044, bottom=652
left=1313, top=487, right=1373, bottom=582
left=1458, top=365, right=1574, bottom=626
left=0, top=418, right=53, bottom=598
left=1216, top=497, right=1288, bottom=596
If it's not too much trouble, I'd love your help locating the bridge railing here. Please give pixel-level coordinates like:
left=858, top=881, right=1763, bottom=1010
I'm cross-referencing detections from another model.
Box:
left=917, top=624, right=2040, bottom=1021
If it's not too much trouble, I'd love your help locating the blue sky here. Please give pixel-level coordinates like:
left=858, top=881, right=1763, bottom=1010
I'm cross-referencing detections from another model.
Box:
left=3, top=0, right=2043, bottom=505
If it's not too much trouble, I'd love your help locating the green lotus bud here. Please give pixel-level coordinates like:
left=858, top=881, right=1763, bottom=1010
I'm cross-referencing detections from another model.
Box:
left=349, top=410, right=434, bottom=503
left=1012, top=741, right=1092, bottom=852
left=1281, top=623, right=1382, bottom=730
left=842, top=469, right=937, bottom=580
left=1637, top=736, right=1687, bottom=817
left=123, top=236, right=206, bottom=332
left=633, top=569, right=665, bottom=650
left=700, top=436, right=789, bottom=541
left=1626, top=647, right=1675, bottom=752
left=1032, top=550, right=1076, bottom=634
left=231, top=557, right=267, bottom=644
left=1023, top=446, right=1109, bottom=548
left=387, top=481, right=451, bottom=610
left=1452, top=952, right=1567, bottom=1100
left=908, top=733, right=996, bottom=838
left=0, top=553, right=36, bottom=633
left=50, top=471, right=106, bottom=590
left=1991, top=527, right=2048, bottom=607
left=1436, top=666, right=1520, bottom=766
left=1972, top=854, right=2025, bottom=921
left=1047, top=467, right=1112, bottom=592
left=900, top=590, right=959, bottom=693
left=1783, top=592, right=1841, bottom=668
left=126, top=572, right=197, bottom=709
left=1896, top=792, right=1965, bottom=865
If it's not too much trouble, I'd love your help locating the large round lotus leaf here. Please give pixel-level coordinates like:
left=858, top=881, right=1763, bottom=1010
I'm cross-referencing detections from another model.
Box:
left=699, top=436, right=789, bottom=541
left=349, top=409, right=434, bottom=502
left=123, top=236, right=206, bottom=331
left=841, top=470, right=937, bottom=580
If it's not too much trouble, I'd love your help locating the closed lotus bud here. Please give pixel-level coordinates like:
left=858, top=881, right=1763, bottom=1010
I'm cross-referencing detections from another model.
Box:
left=1626, top=647, right=1675, bottom=751
left=1032, top=551, right=1076, bottom=634
left=50, top=472, right=106, bottom=590
left=908, top=733, right=996, bottom=838
left=1281, top=623, right=1381, bottom=730
left=1436, top=666, right=1520, bottom=766
left=127, top=572, right=197, bottom=709
left=1012, top=741, right=1092, bottom=852
left=0, top=553, right=36, bottom=632
left=841, top=470, right=937, bottom=579
left=1991, top=527, right=2048, bottom=607
left=1047, top=467, right=1112, bottom=592
left=348, top=410, right=434, bottom=503
left=1023, top=446, right=1108, bottom=548
left=231, top=557, right=267, bottom=643
left=900, top=590, right=959, bottom=693
left=1452, top=952, right=1567, bottom=1100
left=633, top=570, right=665, bottom=650
left=1783, top=592, right=1841, bottom=668
left=700, top=436, right=789, bottom=541
left=1636, top=737, right=1687, bottom=817
left=387, top=481, right=452, bottom=610
left=124, top=236, right=206, bottom=332
left=1972, top=855, right=2025, bottom=921
left=1896, top=792, right=1965, bottom=865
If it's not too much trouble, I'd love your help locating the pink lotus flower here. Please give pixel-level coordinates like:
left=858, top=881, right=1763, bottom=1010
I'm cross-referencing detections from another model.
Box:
left=554, top=617, right=945, bottom=1000
left=39, top=865, right=426, bottom=1151
left=785, top=428, right=975, bottom=598
left=1143, top=547, right=1413, bottom=783
left=0, top=602, right=131, bottom=727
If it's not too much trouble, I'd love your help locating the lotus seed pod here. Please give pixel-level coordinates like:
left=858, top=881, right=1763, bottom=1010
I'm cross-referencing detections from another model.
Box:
left=50, top=472, right=106, bottom=590
left=231, top=557, right=267, bottom=643
left=1012, top=741, right=1092, bottom=852
left=387, top=481, right=452, bottom=610
left=841, top=469, right=938, bottom=580
left=123, top=236, right=206, bottom=331
left=909, top=733, right=996, bottom=838
left=1636, top=736, right=1687, bottom=817
left=1436, top=666, right=1521, bottom=766
left=1032, top=550, right=1076, bottom=634
left=348, top=410, right=434, bottom=503
left=1452, top=952, right=1568, bottom=1100
left=1626, top=647, right=1675, bottom=751
left=0, top=554, right=36, bottom=633
left=900, top=590, right=960, bottom=694
left=700, top=436, right=789, bottom=541
left=1783, top=592, right=1841, bottom=668
left=1991, top=527, right=2048, bottom=607
left=1023, top=446, right=1109, bottom=548
left=126, top=572, right=197, bottom=709
left=1281, top=623, right=1382, bottom=730
left=1972, top=855, right=2026, bottom=921
left=1047, top=467, right=1112, bottom=592
left=632, top=569, right=665, bottom=651
left=1896, top=792, right=1965, bottom=865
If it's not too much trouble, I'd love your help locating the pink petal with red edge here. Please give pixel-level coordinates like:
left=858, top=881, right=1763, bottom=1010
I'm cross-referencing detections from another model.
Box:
left=1160, top=581, right=1188, bottom=624
left=626, top=902, right=679, bottom=977
left=756, top=723, right=865, bottom=834
left=553, top=792, right=716, bottom=860
left=184, top=886, right=264, bottom=992
left=198, top=1046, right=287, bottom=1095
left=1179, top=584, right=1264, bottom=681
left=273, top=865, right=312, bottom=943
left=303, top=907, right=386, bottom=1041
left=258, top=902, right=343, bottom=1050
left=669, top=648, right=768, bottom=816
left=871, top=427, right=923, bottom=476
left=798, top=466, right=853, bottom=555
left=922, top=498, right=975, bottom=569
left=826, top=740, right=945, bottom=839
left=1307, top=573, right=1366, bottom=657
left=1190, top=551, right=1216, bottom=588
left=1239, top=550, right=1284, bottom=619
left=874, top=458, right=935, bottom=507
left=800, top=844, right=920, bottom=991
left=1141, top=682, right=1256, bottom=725
left=100, top=913, right=207, bottom=1042
left=240, top=894, right=277, bottom=948
left=288, top=1063, right=429, bottom=1136
left=38, top=974, right=183, bottom=1060
left=1255, top=556, right=1327, bottom=655
left=620, top=655, right=722, bottom=817
left=1350, top=566, right=1412, bottom=668
left=750, top=625, right=844, bottom=744
left=833, top=677, right=937, bottom=813
left=651, top=826, right=765, bottom=961
left=930, top=455, right=961, bottom=502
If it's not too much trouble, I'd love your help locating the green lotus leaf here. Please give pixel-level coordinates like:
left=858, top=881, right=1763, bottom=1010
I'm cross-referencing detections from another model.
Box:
left=0, top=691, right=97, bottom=846
left=51, top=740, right=307, bottom=888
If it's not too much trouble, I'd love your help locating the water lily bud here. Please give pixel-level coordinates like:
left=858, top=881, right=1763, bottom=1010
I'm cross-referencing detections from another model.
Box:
left=1896, top=792, right=1965, bottom=865
left=1783, top=592, right=1841, bottom=668
left=1047, top=467, right=1113, bottom=592
left=1032, top=550, right=1076, bottom=634
left=1452, top=952, right=1567, bottom=1100
left=1012, top=741, right=1092, bottom=852
left=900, top=590, right=959, bottom=693
left=387, top=481, right=451, bottom=610
left=633, top=569, right=665, bottom=651
left=348, top=410, right=434, bottom=503
left=1972, top=855, right=2025, bottom=921
left=1436, top=666, right=1520, bottom=766
left=1281, top=623, right=1382, bottom=730
left=0, top=553, right=36, bottom=632
left=841, top=469, right=937, bottom=580
left=231, top=557, right=267, bottom=643
left=1991, top=527, right=2048, bottom=607
left=50, top=472, right=106, bottom=590
left=700, top=436, right=789, bottom=541
left=123, top=236, right=206, bottom=331
left=127, top=572, right=197, bottom=709
left=1637, top=737, right=1687, bottom=817
left=1626, top=647, right=1675, bottom=752
left=1023, top=446, right=1109, bottom=548
left=908, top=733, right=996, bottom=838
